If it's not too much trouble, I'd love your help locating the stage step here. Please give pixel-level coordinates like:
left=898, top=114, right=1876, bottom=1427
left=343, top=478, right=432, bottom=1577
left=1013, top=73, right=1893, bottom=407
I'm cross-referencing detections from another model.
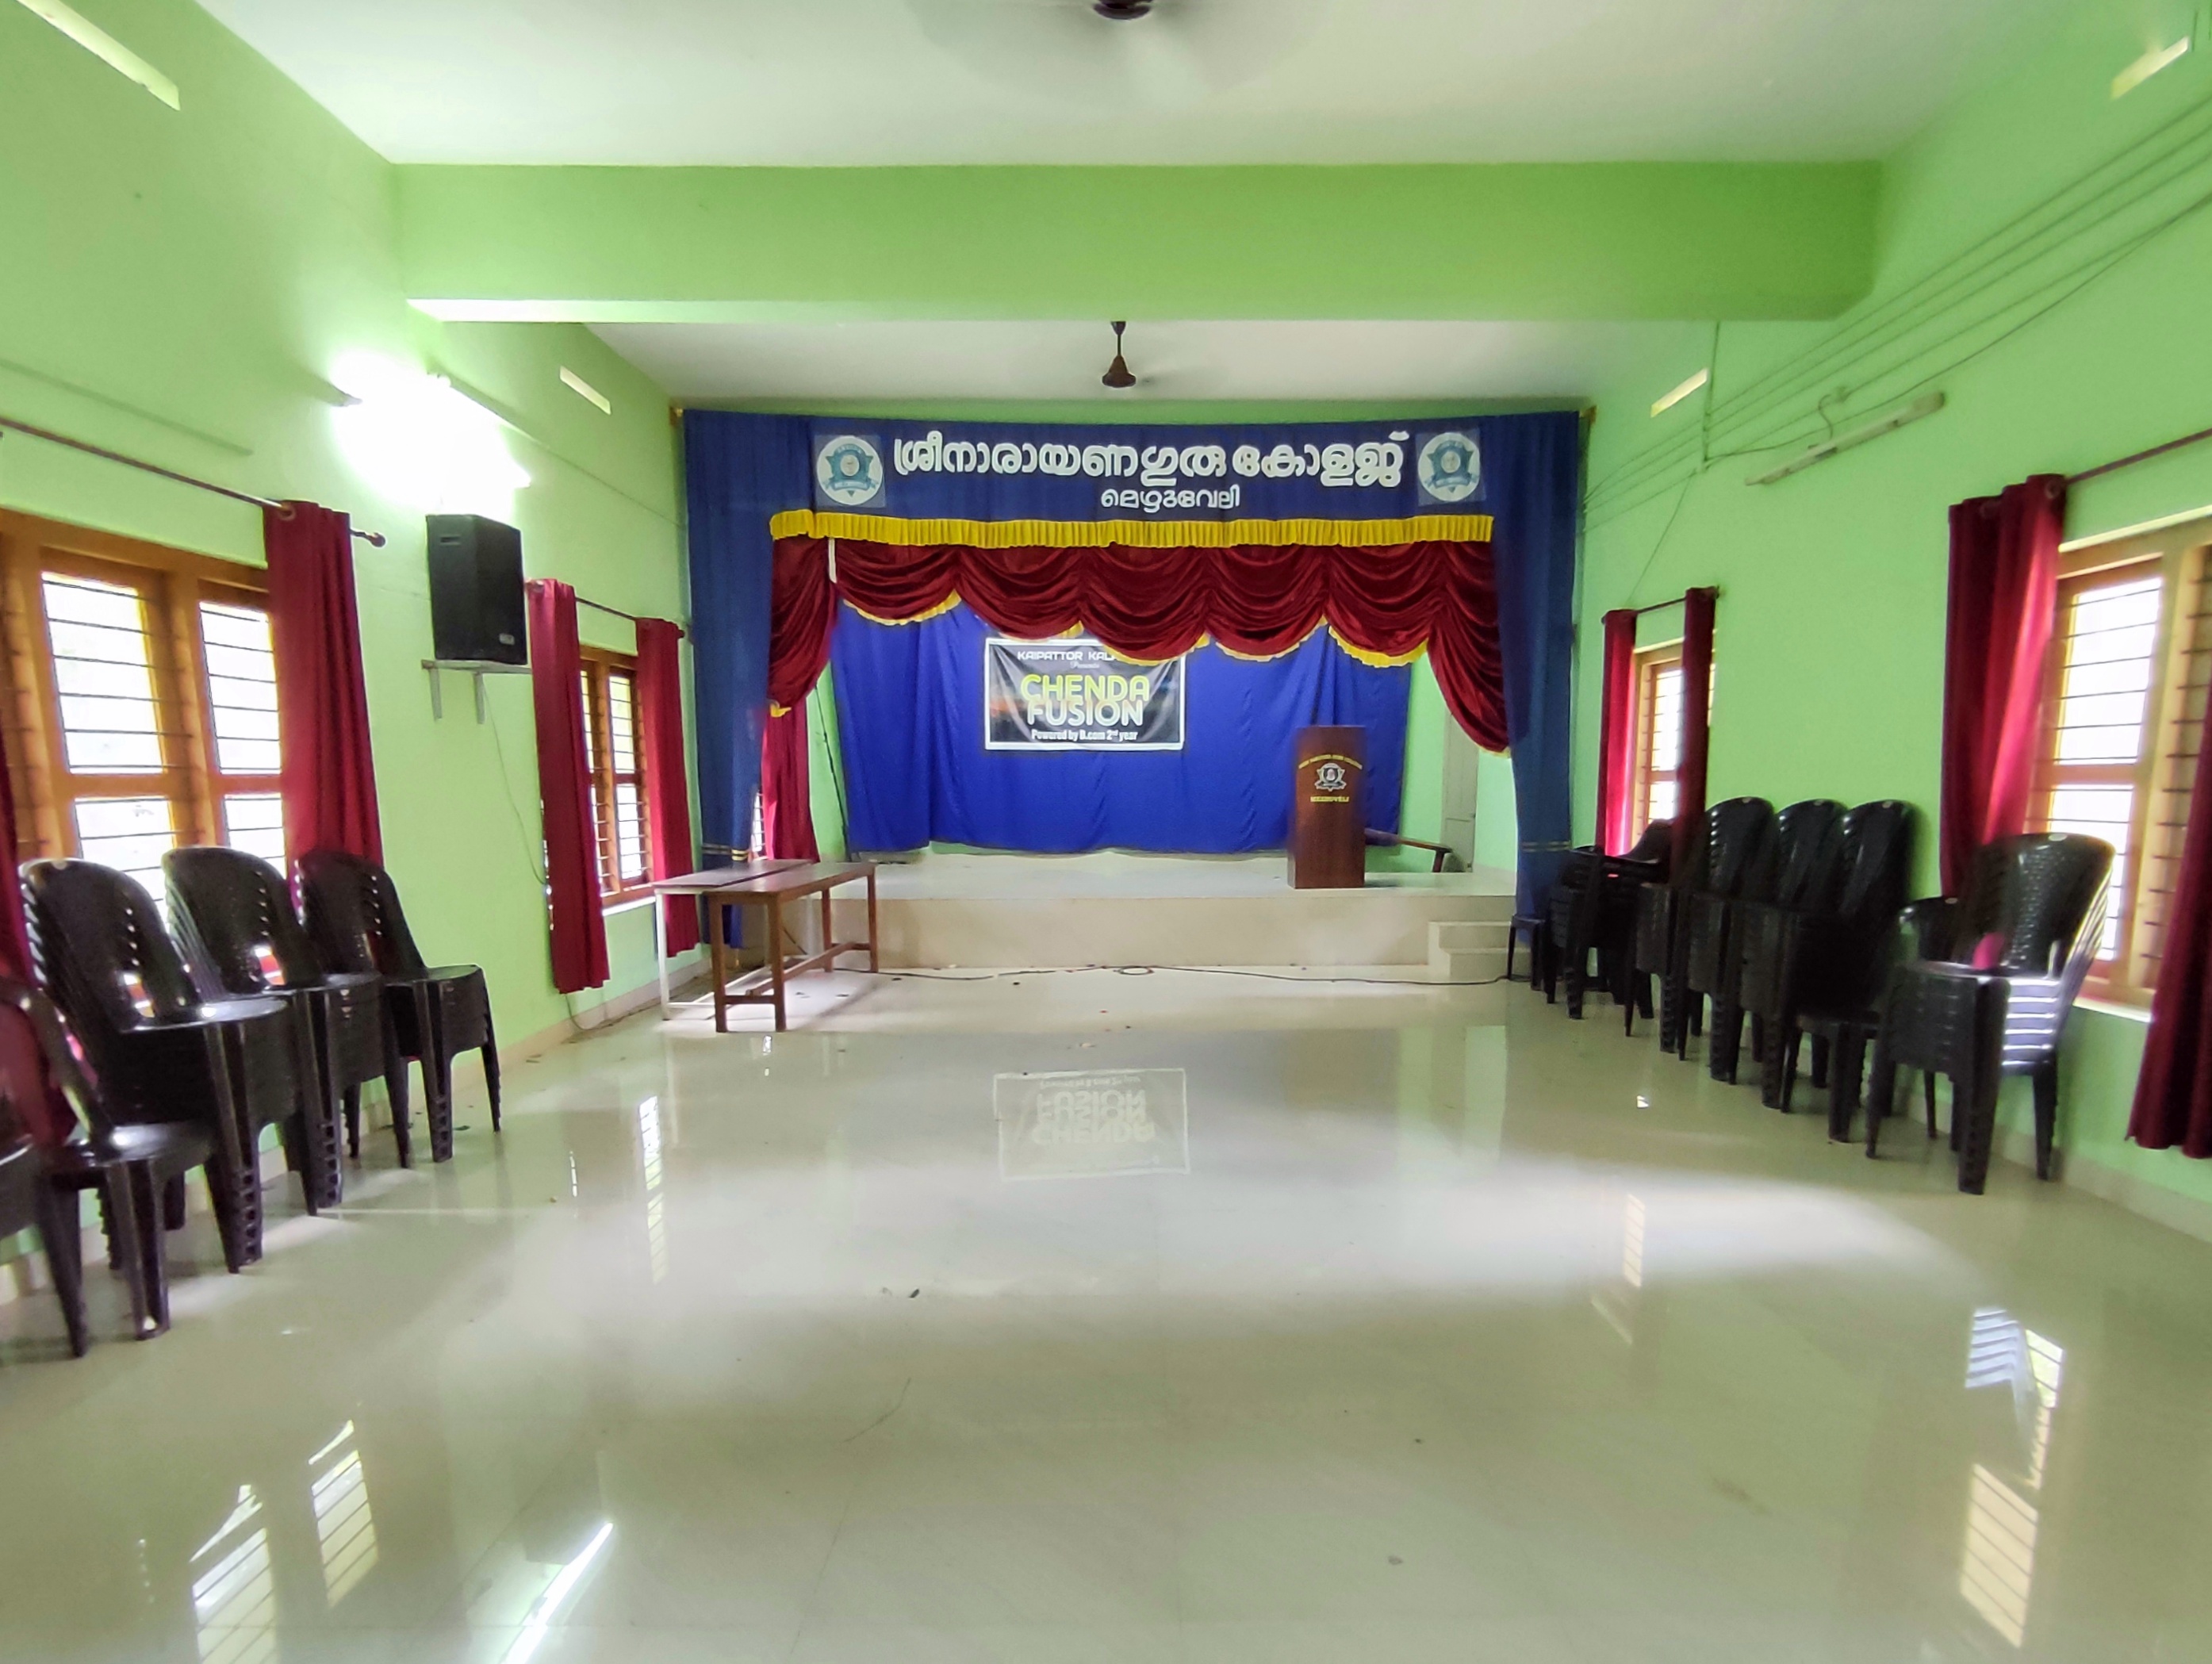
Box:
left=832, top=876, right=1515, bottom=971
left=1428, top=920, right=1509, bottom=983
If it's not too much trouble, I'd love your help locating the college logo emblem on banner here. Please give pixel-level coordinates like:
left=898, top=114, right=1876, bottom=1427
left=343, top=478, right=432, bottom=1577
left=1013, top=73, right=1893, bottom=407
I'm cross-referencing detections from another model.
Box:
left=983, top=637, right=1186, bottom=751
left=815, top=434, right=886, bottom=508
left=1416, top=431, right=1482, bottom=505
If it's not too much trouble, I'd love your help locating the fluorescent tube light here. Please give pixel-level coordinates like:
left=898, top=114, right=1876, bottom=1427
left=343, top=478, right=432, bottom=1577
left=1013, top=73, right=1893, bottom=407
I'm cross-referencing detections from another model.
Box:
left=559, top=367, right=612, bottom=414
left=1746, top=392, right=1945, bottom=486
left=1650, top=369, right=1709, bottom=417
left=2113, top=36, right=2191, bottom=98
left=13, top=0, right=179, bottom=109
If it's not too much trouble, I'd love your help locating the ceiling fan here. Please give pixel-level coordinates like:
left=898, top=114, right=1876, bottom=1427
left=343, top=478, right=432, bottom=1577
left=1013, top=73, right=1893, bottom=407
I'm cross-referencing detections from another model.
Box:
left=1102, top=321, right=1138, bottom=389
left=906, top=0, right=1323, bottom=109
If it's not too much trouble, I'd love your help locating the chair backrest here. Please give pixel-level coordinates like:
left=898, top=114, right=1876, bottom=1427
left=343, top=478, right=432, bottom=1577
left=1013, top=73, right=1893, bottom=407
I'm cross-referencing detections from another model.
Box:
left=1957, top=834, right=2114, bottom=983
left=1763, top=799, right=1847, bottom=910
left=1699, top=797, right=1776, bottom=899
left=165, top=845, right=325, bottom=1000
left=1624, top=819, right=1675, bottom=868
left=0, top=975, right=104, bottom=1148
left=297, top=849, right=428, bottom=979
left=21, top=861, right=204, bottom=1037
left=1833, top=801, right=1915, bottom=925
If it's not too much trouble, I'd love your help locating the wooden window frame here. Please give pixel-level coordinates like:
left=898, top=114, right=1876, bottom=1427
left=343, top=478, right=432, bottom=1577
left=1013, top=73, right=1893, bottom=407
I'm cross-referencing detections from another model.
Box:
left=1631, top=641, right=1685, bottom=832
left=2031, top=520, right=2210, bottom=1005
left=0, top=508, right=275, bottom=872
left=578, top=644, right=652, bottom=906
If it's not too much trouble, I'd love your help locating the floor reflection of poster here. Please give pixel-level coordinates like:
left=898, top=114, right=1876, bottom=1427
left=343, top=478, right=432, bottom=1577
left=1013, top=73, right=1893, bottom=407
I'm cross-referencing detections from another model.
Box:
left=994, top=1068, right=1190, bottom=1180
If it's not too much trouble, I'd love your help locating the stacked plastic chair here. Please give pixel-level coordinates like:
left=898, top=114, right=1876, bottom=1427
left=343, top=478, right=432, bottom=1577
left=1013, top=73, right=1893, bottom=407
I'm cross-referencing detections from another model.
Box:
left=1632, top=799, right=1773, bottom=1054
left=0, top=976, right=213, bottom=1346
left=1683, top=799, right=1845, bottom=1083
left=21, top=860, right=316, bottom=1269
left=1734, top=801, right=1916, bottom=1121
left=1544, top=820, right=1673, bottom=1020
left=1861, top=833, right=2112, bottom=1194
left=298, top=850, right=500, bottom=1157
left=166, top=846, right=406, bottom=1182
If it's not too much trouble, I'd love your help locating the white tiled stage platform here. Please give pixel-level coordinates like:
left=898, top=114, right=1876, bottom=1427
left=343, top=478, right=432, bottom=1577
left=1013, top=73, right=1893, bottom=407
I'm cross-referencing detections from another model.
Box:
left=828, top=849, right=1517, bottom=971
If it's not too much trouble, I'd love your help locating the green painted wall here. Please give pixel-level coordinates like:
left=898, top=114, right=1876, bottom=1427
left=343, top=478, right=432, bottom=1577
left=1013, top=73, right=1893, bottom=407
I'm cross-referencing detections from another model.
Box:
left=1574, top=0, right=2212, bottom=1210
left=0, top=0, right=696, bottom=1049
left=396, top=163, right=1879, bottom=323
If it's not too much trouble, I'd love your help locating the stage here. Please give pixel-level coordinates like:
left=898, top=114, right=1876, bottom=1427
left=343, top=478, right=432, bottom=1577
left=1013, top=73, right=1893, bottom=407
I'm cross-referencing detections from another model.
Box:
left=824, top=849, right=1516, bottom=975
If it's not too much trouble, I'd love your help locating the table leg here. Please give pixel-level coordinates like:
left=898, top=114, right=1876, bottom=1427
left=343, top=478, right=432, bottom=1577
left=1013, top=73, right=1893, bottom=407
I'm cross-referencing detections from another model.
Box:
left=867, top=869, right=880, bottom=972
left=656, top=892, right=671, bottom=1017
left=711, top=897, right=728, bottom=1033
left=769, top=894, right=789, bottom=1030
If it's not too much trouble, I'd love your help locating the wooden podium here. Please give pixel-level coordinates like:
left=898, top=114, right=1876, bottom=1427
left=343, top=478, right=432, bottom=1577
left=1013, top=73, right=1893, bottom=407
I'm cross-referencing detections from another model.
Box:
left=1290, top=726, right=1367, bottom=889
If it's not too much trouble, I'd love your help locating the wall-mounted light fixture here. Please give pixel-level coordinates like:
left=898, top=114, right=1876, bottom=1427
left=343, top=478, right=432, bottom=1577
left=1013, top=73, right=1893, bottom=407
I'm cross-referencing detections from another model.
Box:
left=13, top=0, right=178, bottom=109
left=1650, top=369, right=1709, bottom=417
left=330, top=356, right=531, bottom=521
left=559, top=367, right=611, bottom=415
left=1746, top=392, right=1946, bottom=486
left=2113, top=34, right=2191, bottom=98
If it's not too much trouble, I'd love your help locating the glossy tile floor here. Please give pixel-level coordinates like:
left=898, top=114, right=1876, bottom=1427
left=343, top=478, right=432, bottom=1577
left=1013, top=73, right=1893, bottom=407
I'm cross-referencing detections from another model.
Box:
left=4, top=968, right=2210, bottom=1662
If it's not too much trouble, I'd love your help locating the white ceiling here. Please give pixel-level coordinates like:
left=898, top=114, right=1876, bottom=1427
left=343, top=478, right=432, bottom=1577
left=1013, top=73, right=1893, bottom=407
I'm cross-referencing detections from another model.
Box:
left=589, top=318, right=1705, bottom=404
left=197, top=0, right=2061, bottom=167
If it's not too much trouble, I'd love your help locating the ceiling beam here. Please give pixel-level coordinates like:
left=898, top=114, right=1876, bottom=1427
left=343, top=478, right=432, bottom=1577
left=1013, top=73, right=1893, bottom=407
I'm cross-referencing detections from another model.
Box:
left=397, top=163, right=1878, bottom=324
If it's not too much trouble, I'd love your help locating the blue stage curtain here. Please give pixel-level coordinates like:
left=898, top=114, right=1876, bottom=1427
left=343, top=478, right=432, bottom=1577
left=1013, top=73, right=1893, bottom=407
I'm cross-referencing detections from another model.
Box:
left=1477, top=412, right=1581, bottom=913
left=830, top=603, right=1409, bottom=856
left=681, top=412, right=811, bottom=857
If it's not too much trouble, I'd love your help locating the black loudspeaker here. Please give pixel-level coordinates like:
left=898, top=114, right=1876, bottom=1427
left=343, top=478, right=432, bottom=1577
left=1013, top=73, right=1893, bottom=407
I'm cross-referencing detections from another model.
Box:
left=426, top=514, right=527, bottom=665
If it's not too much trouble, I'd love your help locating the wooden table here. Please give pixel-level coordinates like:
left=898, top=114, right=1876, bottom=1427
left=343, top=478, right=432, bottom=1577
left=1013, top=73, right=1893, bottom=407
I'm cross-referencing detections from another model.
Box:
left=652, top=861, right=878, bottom=1032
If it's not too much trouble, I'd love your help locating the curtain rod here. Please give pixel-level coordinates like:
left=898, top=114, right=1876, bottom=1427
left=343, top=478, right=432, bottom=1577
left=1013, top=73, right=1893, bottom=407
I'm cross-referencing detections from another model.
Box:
left=576, top=596, right=639, bottom=623
left=1625, top=587, right=1719, bottom=617
left=0, top=414, right=388, bottom=547
left=2068, top=420, right=2212, bottom=487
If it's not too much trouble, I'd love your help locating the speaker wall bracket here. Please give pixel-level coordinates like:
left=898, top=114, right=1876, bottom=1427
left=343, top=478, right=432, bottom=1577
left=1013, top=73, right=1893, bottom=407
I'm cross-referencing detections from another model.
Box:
left=424, top=658, right=530, bottom=723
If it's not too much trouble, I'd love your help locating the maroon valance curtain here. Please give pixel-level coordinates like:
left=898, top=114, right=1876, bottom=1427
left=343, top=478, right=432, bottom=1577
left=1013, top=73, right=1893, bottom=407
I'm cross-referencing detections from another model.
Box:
left=264, top=502, right=382, bottom=867
left=526, top=580, right=608, bottom=993
left=2130, top=688, right=2212, bottom=1156
left=634, top=619, right=701, bottom=954
left=1594, top=608, right=1639, bottom=855
left=1941, top=477, right=2066, bottom=895
left=1670, top=587, right=1718, bottom=873
left=765, top=535, right=1510, bottom=750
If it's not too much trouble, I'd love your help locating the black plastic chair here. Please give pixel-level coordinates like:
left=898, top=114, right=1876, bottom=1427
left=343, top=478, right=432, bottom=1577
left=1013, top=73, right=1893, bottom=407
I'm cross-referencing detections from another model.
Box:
left=0, top=977, right=213, bottom=1343
left=1735, top=801, right=1916, bottom=1117
left=1684, top=799, right=1845, bottom=1083
left=166, top=846, right=408, bottom=1179
left=298, top=851, right=499, bottom=1158
left=1861, top=834, right=2112, bottom=1194
left=1545, top=821, right=1673, bottom=1018
left=21, top=860, right=308, bottom=1270
left=0, top=1068, right=94, bottom=1356
left=1632, top=799, right=1773, bottom=1052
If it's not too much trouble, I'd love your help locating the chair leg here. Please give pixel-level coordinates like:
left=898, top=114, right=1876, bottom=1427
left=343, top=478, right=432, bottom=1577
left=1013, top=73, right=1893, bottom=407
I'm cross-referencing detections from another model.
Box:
left=343, top=1088, right=362, bottom=1161
left=385, top=1055, right=415, bottom=1168
left=1956, top=1066, right=1997, bottom=1195
left=1505, top=929, right=1519, bottom=984
left=97, top=1169, right=151, bottom=1340
left=36, top=1179, right=90, bottom=1357
left=209, top=1029, right=264, bottom=1266
left=1926, top=1072, right=1941, bottom=1140
left=1708, top=1002, right=1744, bottom=1083
left=481, top=1011, right=501, bottom=1133
left=126, top=1161, right=169, bottom=1335
left=280, top=1116, right=318, bottom=1216
left=2033, top=1061, right=2059, bottom=1181
left=1862, top=1038, right=1897, bottom=1155
left=1657, top=975, right=1681, bottom=1052
left=1761, top=1023, right=1790, bottom=1110
left=1748, top=1014, right=1766, bottom=1067
left=163, top=1174, right=187, bottom=1232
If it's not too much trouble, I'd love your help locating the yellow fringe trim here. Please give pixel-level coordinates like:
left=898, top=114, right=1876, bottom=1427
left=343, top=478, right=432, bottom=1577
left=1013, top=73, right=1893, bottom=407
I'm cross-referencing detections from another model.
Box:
left=769, top=511, right=1493, bottom=549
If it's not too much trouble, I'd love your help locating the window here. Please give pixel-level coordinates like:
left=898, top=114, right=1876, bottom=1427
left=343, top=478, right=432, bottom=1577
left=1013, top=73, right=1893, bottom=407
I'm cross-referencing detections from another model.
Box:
left=578, top=649, right=650, bottom=903
left=2, top=510, right=283, bottom=896
left=1633, top=643, right=1685, bottom=829
left=2030, top=520, right=2210, bottom=1002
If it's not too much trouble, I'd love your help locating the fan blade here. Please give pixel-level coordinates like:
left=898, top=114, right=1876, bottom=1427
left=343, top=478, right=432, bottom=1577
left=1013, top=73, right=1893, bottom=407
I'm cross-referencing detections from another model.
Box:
left=905, top=0, right=1324, bottom=107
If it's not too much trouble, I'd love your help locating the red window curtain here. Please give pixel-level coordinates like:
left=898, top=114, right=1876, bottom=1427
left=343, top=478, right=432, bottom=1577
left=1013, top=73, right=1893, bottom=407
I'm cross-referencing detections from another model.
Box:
left=1670, top=587, right=1718, bottom=874
left=634, top=618, right=701, bottom=953
left=0, top=730, right=70, bottom=1146
left=1941, top=477, right=2066, bottom=895
left=1594, top=608, right=1639, bottom=854
left=764, top=535, right=1511, bottom=753
left=526, top=580, right=608, bottom=993
left=264, top=502, right=382, bottom=866
left=2130, top=690, right=2212, bottom=1156
left=761, top=707, right=821, bottom=861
